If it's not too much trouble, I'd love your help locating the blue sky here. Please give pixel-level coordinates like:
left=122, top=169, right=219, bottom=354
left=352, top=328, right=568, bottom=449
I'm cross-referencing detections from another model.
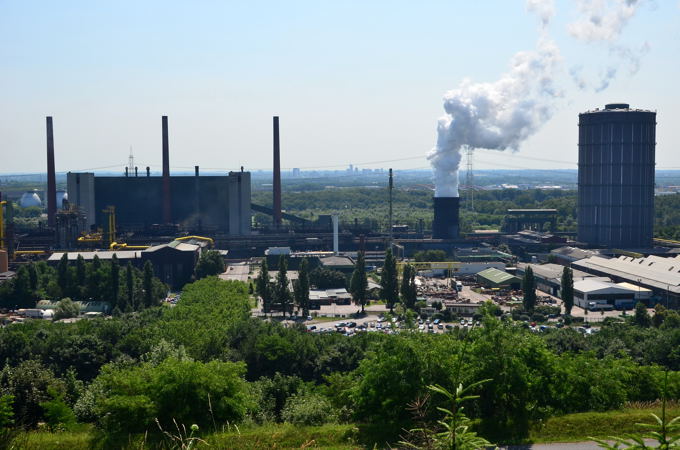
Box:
left=1, top=0, right=679, bottom=174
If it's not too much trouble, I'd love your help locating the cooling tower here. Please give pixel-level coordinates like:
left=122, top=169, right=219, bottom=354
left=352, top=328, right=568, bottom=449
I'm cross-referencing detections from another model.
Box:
left=432, top=197, right=460, bottom=240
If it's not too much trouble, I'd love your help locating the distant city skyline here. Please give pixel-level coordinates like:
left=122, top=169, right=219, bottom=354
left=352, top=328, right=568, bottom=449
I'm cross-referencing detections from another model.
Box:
left=1, top=1, right=679, bottom=174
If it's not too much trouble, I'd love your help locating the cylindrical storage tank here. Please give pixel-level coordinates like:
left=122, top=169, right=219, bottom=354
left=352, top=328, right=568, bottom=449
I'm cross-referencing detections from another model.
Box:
left=577, top=104, right=656, bottom=248
left=432, top=197, right=460, bottom=239
left=19, top=191, right=42, bottom=208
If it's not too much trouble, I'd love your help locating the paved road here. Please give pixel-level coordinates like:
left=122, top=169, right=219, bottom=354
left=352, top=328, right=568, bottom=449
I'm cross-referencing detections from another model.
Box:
left=499, top=439, right=655, bottom=449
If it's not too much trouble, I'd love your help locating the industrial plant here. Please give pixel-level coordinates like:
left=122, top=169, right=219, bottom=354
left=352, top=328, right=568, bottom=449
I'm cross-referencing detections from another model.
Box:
left=0, top=103, right=678, bottom=309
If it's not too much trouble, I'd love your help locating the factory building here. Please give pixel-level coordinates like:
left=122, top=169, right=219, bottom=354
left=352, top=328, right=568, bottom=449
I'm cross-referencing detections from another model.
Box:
left=577, top=103, right=656, bottom=248
left=66, top=116, right=251, bottom=235
left=67, top=170, right=250, bottom=234
left=572, top=254, right=680, bottom=308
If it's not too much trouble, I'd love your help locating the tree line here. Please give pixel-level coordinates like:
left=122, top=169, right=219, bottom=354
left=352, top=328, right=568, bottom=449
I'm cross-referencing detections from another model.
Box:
left=0, top=255, right=167, bottom=313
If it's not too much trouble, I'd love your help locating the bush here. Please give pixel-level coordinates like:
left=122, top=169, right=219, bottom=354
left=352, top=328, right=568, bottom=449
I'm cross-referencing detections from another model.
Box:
left=281, top=393, right=337, bottom=426
left=519, top=314, right=531, bottom=322
left=40, top=389, right=77, bottom=431
left=94, top=358, right=249, bottom=433
left=531, top=313, right=546, bottom=323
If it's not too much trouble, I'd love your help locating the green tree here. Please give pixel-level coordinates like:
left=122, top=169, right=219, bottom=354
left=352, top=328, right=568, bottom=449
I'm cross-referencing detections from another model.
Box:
left=86, top=255, right=103, bottom=301
left=27, top=262, right=38, bottom=292
left=309, top=267, right=347, bottom=289
left=294, top=258, right=310, bottom=316
left=124, top=262, right=134, bottom=312
left=256, top=258, right=272, bottom=314
left=194, top=250, right=225, bottom=280
left=76, top=254, right=86, bottom=287
left=522, top=265, right=537, bottom=313
left=634, top=301, right=652, bottom=328
left=57, top=253, right=70, bottom=298
left=350, top=252, right=368, bottom=313
left=561, top=266, right=574, bottom=315
left=400, top=263, right=417, bottom=310
left=53, top=297, right=80, bottom=320
left=12, top=266, right=35, bottom=308
left=275, top=256, right=291, bottom=318
left=381, top=248, right=399, bottom=313
left=143, top=261, right=154, bottom=308
left=110, top=254, right=120, bottom=309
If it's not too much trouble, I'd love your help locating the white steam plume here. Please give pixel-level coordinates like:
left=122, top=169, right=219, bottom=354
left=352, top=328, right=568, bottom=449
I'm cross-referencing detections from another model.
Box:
left=568, top=0, right=650, bottom=90
left=428, top=1, right=560, bottom=198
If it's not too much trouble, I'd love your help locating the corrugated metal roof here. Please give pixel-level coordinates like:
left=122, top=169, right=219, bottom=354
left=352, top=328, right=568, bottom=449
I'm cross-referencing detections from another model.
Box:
left=48, top=251, right=141, bottom=262
left=573, top=255, right=680, bottom=293
left=574, top=279, right=636, bottom=294
left=476, top=267, right=518, bottom=284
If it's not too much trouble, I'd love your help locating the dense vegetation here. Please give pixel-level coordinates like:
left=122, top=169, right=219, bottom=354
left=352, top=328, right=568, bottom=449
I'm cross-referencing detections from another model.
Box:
left=0, top=277, right=678, bottom=446
left=0, top=256, right=166, bottom=313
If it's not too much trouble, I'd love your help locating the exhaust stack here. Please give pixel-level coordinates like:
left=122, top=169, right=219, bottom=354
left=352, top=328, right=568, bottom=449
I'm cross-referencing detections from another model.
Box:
left=162, top=116, right=171, bottom=223
left=432, top=197, right=460, bottom=240
left=46, top=117, right=56, bottom=227
left=273, top=116, right=282, bottom=229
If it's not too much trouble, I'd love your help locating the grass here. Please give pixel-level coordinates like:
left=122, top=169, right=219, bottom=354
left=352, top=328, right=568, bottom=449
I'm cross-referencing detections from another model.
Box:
left=9, top=406, right=680, bottom=449
left=9, top=423, right=360, bottom=450
left=529, top=406, right=680, bottom=443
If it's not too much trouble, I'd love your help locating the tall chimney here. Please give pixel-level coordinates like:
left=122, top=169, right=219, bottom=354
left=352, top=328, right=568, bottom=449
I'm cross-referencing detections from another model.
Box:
left=273, top=116, right=282, bottom=228
left=46, top=116, right=56, bottom=227
left=162, top=116, right=171, bottom=223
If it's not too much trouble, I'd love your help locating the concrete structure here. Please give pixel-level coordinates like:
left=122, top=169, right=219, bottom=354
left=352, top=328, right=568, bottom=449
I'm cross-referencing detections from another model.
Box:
left=162, top=115, right=171, bottom=224
left=578, top=104, right=656, bottom=248
left=443, top=301, right=483, bottom=316
left=573, top=279, right=637, bottom=310
left=572, top=254, right=680, bottom=308
left=273, top=116, right=282, bottom=228
left=475, top=267, right=521, bottom=289
left=432, top=197, right=460, bottom=240
left=67, top=171, right=251, bottom=234
left=503, top=209, right=557, bottom=233
left=66, top=173, right=96, bottom=230
left=46, top=116, right=57, bottom=227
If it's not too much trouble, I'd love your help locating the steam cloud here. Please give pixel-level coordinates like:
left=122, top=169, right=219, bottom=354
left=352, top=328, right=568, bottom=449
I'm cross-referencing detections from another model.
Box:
left=429, top=0, right=651, bottom=197
left=568, top=0, right=650, bottom=91
left=428, top=2, right=560, bottom=198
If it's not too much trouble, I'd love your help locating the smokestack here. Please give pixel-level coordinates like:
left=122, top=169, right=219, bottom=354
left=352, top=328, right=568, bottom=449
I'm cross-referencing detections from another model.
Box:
left=273, top=116, right=282, bottom=228
left=432, top=197, right=460, bottom=240
left=146, top=166, right=150, bottom=177
left=125, top=167, right=129, bottom=177
left=194, top=166, right=200, bottom=230
left=134, top=166, right=138, bottom=177
left=332, top=215, right=339, bottom=254
left=162, top=116, right=171, bottom=223
left=46, top=116, right=56, bottom=227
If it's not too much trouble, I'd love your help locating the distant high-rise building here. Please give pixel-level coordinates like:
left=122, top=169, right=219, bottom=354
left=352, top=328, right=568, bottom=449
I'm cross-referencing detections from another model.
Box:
left=577, top=103, right=656, bottom=248
left=292, top=168, right=301, bottom=177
